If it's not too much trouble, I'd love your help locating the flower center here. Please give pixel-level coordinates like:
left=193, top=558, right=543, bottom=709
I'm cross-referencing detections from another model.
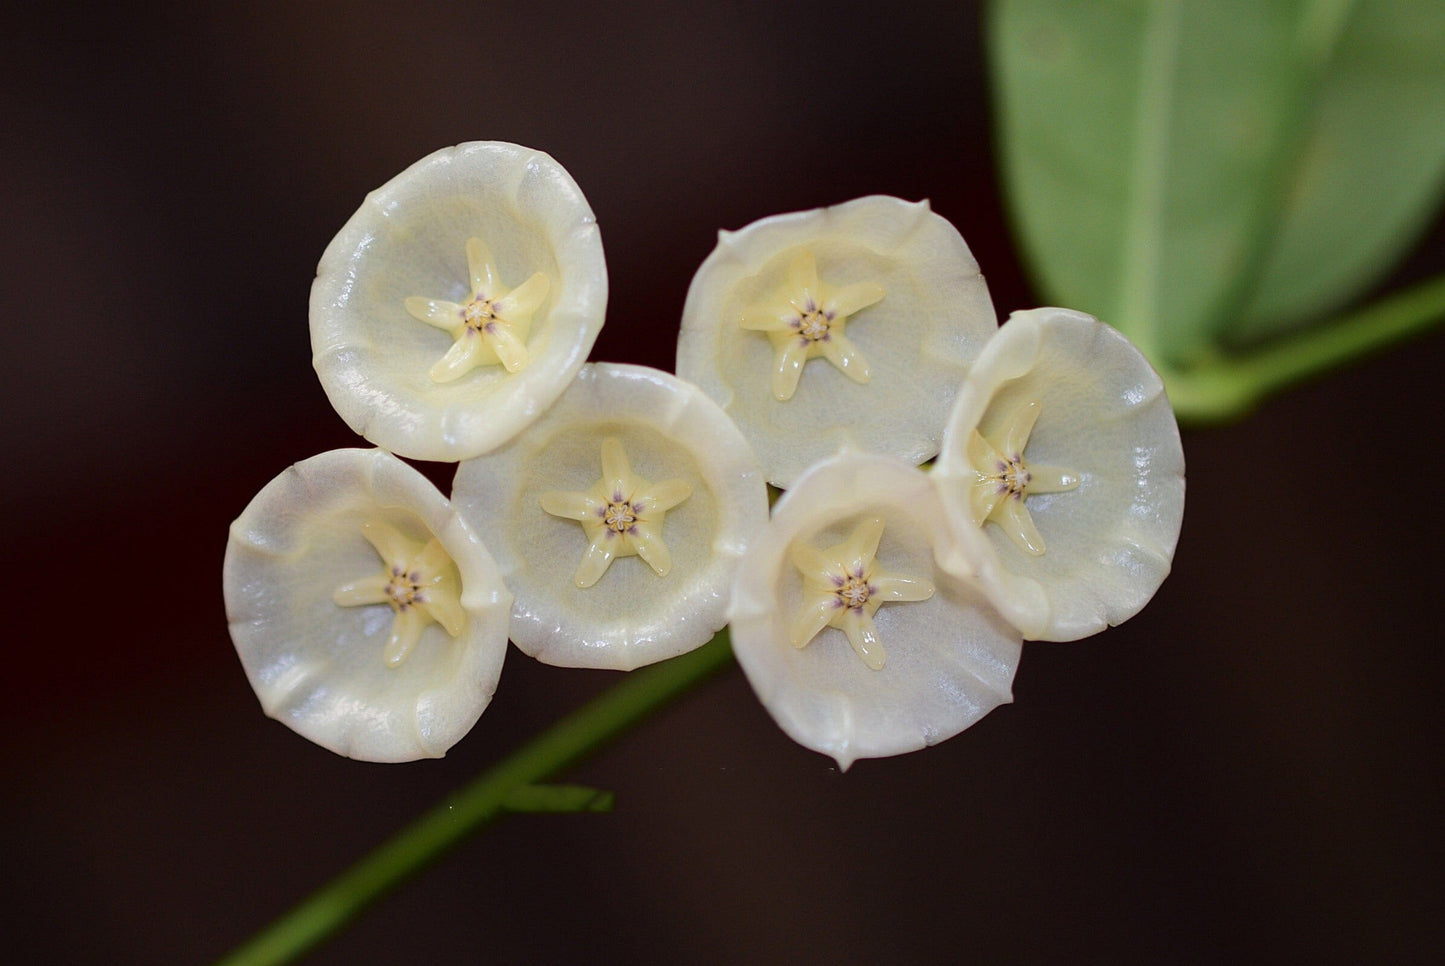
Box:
left=989, top=453, right=1033, bottom=500
left=736, top=250, right=885, bottom=401
left=796, top=308, right=831, bottom=342
left=835, top=570, right=873, bottom=610
left=402, top=237, right=550, bottom=381
left=384, top=565, right=425, bottom=611
left=331, top=520, right=466, bottom=668
left=538, top=437, right=694, bottom=589
left=463, top=296, right=497, bottom=331
left=787, top=517, right=935, bottom=672
left=604, top=497, right=639, bottom=533
left=965, top=400, right=1080, bottom=556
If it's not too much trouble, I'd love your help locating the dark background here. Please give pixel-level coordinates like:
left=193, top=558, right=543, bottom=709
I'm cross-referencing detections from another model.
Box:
left=3, top=3, right=1442, bottom=963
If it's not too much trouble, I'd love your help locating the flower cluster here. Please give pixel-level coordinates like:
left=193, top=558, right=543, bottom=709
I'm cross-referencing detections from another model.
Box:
left=224, top=142, right=1183, bottom=766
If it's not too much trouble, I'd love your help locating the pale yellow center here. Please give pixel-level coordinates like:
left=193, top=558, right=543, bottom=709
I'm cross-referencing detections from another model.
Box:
left=966, top=400, right=1081, bottom=557
left=538, top=437, right=694, bottom=589
left=331, top=520, right=466, bottom=668
left=463, top=297, right=497, bottom=330
left=383, top=565, right=425, bottom=611
left=988, top=453, right=1033, bottom=501
left=604, top=500, right=638, bottom=533
left=798, top=310, right=831, bottom=342
left=787, top=517, right=935, bottom=672
left=836, top=572, right=872, bottom=609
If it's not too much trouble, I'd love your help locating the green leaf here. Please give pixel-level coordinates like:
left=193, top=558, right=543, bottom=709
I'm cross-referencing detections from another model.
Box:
left=1229, top=1, right=1445, bottom=345
left=989, top=0, right=1445, bottom=371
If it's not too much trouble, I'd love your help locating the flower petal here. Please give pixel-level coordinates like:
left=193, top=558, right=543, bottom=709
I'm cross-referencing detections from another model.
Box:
left=789, top=595, right=839, bottom=649
left=630, top=520, right=672, bottom=577
left=466, top=236, right=497, bottom=296
left=403, top=297, right=464, bottom=333
left=840, top=516, right=885, bottom=575
left=729, top=451, right=1021, bottom=770
left=993, top=497, right=1047, bottom=556
left=738, top=303, right=793, bottom=332
left=453, top=363, right=769, bottom=670
left=837, top=608, right=887, bottom=671
left=332, top=574, right=391, bottom=607
left=574, top=536, right=617, bottom=588
left=419, top=593, right=467, bottom=639
left=496, top=271, right=550, bottom=318
left=384, top=607, right=429, bottom=667
left=638, top=478, right=692, bottom=514
left=428, top=335, right=490, bottom=384
left=538, top=490, right=597, bottom=521
left=1000, top=398, right=1041, bottom=456
left=487, top=324, right=530, bottom=373
left=934, top=307, right=1185, bottom=641
left=224, top=448, right=512, bottom=762
left=359, top=519, right=414, bottom=568
left=817, top=331, right=871, bottom=384
left=872, top=573, right=934, bottom=603
left=311, top=141, right=607, bottom=461
left=599, top=436, right=633, bottom=498
left=827, top=281, right=886, bottom=317
left=772, top=340, right=809, bottom=401
left=678, top=195, right=998, bottom=486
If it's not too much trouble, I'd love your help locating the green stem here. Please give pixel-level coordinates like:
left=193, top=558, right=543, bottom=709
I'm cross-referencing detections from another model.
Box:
left=216, top=630, right=736, bottom=966
left=1164, top=271, right=1445, bottom=423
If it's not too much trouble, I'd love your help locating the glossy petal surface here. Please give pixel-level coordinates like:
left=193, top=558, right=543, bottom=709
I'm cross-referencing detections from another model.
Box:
left=311, top=141, right=607, bottom=461
left=730, top=452, right=1021, bottom=770
left=452, top=363, right=769, bottom=670
left=224, top=449, right=512, bottom=761
left=934, top=307, right=1185, bottom=641
left=677, top=195, right=998, bottom=487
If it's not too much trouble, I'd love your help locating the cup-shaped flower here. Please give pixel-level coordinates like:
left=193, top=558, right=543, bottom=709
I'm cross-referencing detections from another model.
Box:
left=311, top=141, right=607, bottom=462
left=676, top=195, right=998, bottom=487
left=729, top=451, right=1022, bottom=770
left=933, top=308, right=1185, bottom=642
left=452, top=363, right=769, bottom=671
left=224, top=448, right=512, bottom=762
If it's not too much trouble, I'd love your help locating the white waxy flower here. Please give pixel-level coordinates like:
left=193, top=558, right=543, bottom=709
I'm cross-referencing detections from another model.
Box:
left=311, top=141, right=607, bottom=462
left=452, top=363, right=769, bottom=671
left=730, top=451, right=1022, bottom=770
left=933, top=308, right=1185, bottom=642
left=224, top=449, right=512, bottom=762
left=677, top=195, right=997, bottom=487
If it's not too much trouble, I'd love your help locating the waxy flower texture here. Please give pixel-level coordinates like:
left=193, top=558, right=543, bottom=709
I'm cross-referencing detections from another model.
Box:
left=226, top=142, right=1183, bottom=764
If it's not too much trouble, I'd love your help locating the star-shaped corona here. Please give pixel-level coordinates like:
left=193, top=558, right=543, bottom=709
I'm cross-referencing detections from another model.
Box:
left=787, top=516, right=934, bottom=671
left=539, top=437, right=693, bottom=589
left=966, top=400, right=1080, bottom=555
left=332, top=519, right=467, bottom=667
left=738, top=250, right=885, bottom=401
left=403, top=237, right=550, bottom=383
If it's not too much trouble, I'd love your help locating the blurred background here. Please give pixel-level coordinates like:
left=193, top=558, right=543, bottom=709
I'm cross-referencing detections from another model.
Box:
left=2, top=2, right=1442, bottom=962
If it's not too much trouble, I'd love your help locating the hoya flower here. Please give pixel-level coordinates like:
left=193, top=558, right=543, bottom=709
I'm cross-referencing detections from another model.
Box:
left=223, top=448, right=512, bottom=762
left=676, top=195, right=997, bottom=487
left=932, top=308, right=1185, bottom=642
left=311, top=141, right=607, bottom=462
left=451, top=363, right=769, bottom=671
left=729, top=451, right=1022, bottom=770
